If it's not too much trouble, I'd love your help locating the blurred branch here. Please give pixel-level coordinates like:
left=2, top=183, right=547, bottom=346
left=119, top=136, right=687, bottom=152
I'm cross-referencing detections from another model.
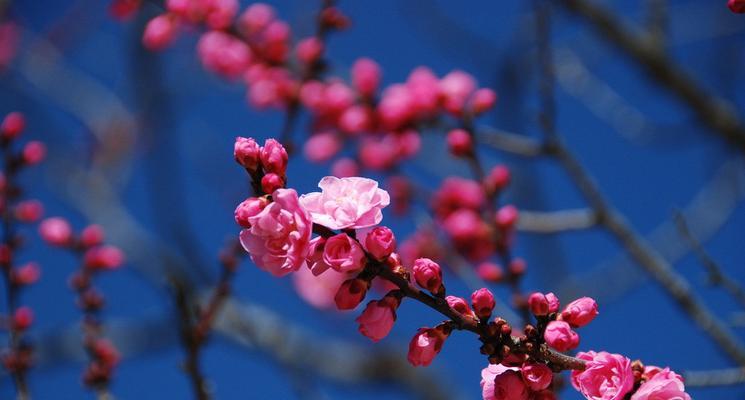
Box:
left=684, top=367, right=745, bottom=387
left=674, top=211, right=745, bottom=309
left=556, top=0, right=745, bottom=153
left=517, top=208, right=597, bottom=233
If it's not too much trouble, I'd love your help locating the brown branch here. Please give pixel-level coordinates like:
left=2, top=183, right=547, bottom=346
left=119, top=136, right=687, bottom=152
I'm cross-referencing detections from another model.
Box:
left=556, top=0, right=745, bottom=153
left=674, top=212, right=745, bottom=310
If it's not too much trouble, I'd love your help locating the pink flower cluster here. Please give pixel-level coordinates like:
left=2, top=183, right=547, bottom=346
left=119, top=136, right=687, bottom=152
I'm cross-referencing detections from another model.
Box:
left=527, top=292, right=598, bottom=352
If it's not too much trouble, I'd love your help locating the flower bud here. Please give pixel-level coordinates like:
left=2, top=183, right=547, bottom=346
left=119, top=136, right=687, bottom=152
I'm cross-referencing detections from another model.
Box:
left=142, top=14, right=178, bottom=50
left=1, top=112, right=25, bottom=139
left=364, top=226, right=396, bottom=260
left=12, top=262, right=40, bottom=286
left=471, top=288, right=495, bottom=319
left=239, top=3, right=275, bottom=34
left=446, top=295, right=474, bottom=318
left=84, top=245, right=125, bottom=270
left=295, top=37, right=324, bottom=65
left=234, top=197, right=268, bottom=228
left=407, top=326, right=449, bottom=367
left=15, top=200, right=43, bottom=223
left=528, top=292, right=550, bottom=316
left=470, top=88, right=497, bottom=114
left=356, top=295, right=399, bottom=342
left=260, top=173, right=284, bottom=194
left=12, top=306, right=33, bottom=331
left=412, top=258, right=443, bottom=294
left=729, top=0, right=745, bottom=13
left=496, top=205, right=518, bottom=229
left=323, top=233, right=366, bottom=274
left=39, top=217, right=72, bottom=246
left=477, top=261, right=503, bottom=282
left=561, top=297, right=599, bottom=328
left=260, top=138, right=288, bottom=175
left=486, top=164, right=510, bottom=193
left=544, top=320, right=579, bottom=352
left=446, top=129, right=472, bottom=157
left=351, top=58, right=381, bottom=98
left=521, top=363, right=553, bottom=391
left=234, top=137, right=261, bottom=171
left=509, top=258, right=526, bottom=276
left=545, top=292, right=560, bottom=314
left=334, top=278, right=368, bottom=310
left=22, top=141, right=46, bottom=165
left=80, top=225, right=105, bottom=247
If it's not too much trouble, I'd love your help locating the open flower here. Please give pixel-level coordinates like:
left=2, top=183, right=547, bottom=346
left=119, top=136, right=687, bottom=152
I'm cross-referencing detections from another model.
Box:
left=571, top=351, right=633, bottom=400
left=299, top=176, right=390, bottom=230
left=631, top=368, right=690, bottom=400
left=240, top=188, right=312, bottom=277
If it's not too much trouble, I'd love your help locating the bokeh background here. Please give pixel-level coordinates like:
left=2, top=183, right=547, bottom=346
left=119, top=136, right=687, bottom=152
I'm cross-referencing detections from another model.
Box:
left=1, top=0, right=745, bottom=398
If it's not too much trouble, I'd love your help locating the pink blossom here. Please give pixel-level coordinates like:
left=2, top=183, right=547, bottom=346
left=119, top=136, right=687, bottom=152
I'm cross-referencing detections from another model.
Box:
left=239, top=3, right=275, bottom=35
left=561, top=297, right=599, bottom=327
left=331, top=158, right=359, bottom=178
left=299, top=176, right=390, bottom=230
left=432, top=177, right=484, bottom=218
left=305, top=236, right=331, bottom=275
left=291, top=263, right=346, bottom=309
left=1, top=111, right=24, bottom=139
left=39, top=217, right=72, bottom=246
left=544, top=320, right=579, bottom=352
left=571, top=351, right=634, bottom=400
left=143, top=14, right=178, bottom=50
left=528, top=292, right=550, bottom=316
left=295, top=37, right=324, bottom=65
left=486, top=165, right=511, bottom=193
left=364, top=226, right=396, bottom=260
left=521, top=363, right=553, bottom=391
left=322, top=233, right=366, bottom=274
left=351, top=58, right=381, bottom=97
left=470, top=88, right=497, bottom=114
left=406, top=67, right=440, bottom=117
left=412, top=258, right=442, bottom=294
left=480, top=363, right=527, bottom=400
left=13, top=306, right=33, bottom=331
left=197, top=31, right=252, bottom=79
left=439, top=70, right=476, bottom=114
left=447, top=128, right=472, bottom=157
left=442, top=209, right=493, bottom=260
left=356, top=296, right=398, bottom=342
left=471, top=288, right=495, bottom=319
left=407, top=327, right=447, bottom=367
left=22, top=141, right=46, bottom=165
left=377, top=84, right=415, bottom=130
left=477, top=262, right=503, bottom=282
left=15, top=200, right=44, bottom=222
left=239, top=188, right=312, bottom=277
left=334, top=278, right=368, bottom=310
left=323, top=81, right=355, bottom=115
left=205, top=0, right=238, bottom=30
left=80, top=225, right=105, bottom=247
left=631, top=368, right=690, bottom=400
left=729, top=0, right=745, bottom=13
left=495, top=205, right=518, bottom=229
left=358, top=135, right=399, bottom=170
left=303, top=131, right=341, bottom=163
left=546, top=292, right=560, bottom=313
left=338, top=105, right=372, bottom=134
left=12, top=262, right=40, bottom=286
left=446, top=295, right=475, bottom=318
left=84, top=245, right=125, bottom=270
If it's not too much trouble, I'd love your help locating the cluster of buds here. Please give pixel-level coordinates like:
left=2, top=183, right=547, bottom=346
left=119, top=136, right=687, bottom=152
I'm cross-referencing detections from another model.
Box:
left=0, top=111, right=46, bottom=384
left=234, top=136, right=288, bottom=196
left=38, top=217, right=123, bottom=390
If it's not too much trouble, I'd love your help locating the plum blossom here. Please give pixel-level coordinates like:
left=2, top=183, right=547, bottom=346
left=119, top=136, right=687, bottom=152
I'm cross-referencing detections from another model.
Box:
left=299, top=176, right=390, bottom=230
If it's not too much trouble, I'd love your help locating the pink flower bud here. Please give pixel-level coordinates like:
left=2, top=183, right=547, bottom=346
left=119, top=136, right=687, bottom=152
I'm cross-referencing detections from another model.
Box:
left=234, top=137, right=261, bottom=170
left=412, top=258, right=443, bottom=294
left=13, top=306, right=33, bottom=331
left=260, top=138, right=288, bottom=175
left=364, top=226, right=396, bottom=260
left=334, top=278, right=368, bottom=310
left=323, top=233, right=366, bottom=274
left=338, top=105, right=372, bottom=134
left=477, top=262, right=503, bottom=282
left=470, top=88, right=497, bottom=114
left=84, top=245, right=125, bottom=270
left=729, top=0, right=745, bottom=13
left=487, top=165, right=510, bottom=192
left=12, top=262, right=40, bottom=286
left=509, top=258, right=526, bottom=276
left=142, top=14, right=178, bottom=51
left=439, top=70, right=476, bottom=115
left=446, top=295, right=474, bottom=318
left=295, top=37, right=324, bottom=64
left=197, top=31, right=252, bottom=79
left=446, top=128, right=472, bottom=157
left=22, top=141, right=46, bottom=165
left=80, top=225, right=105, bottom=247
left=234, top=197, right=268, bottom=228
left=561, top=297, right=599, bottom=328
left=261, top=173, right=284, bottom=194
left=407, top=327, right=448, bottom=367
left=15, top=200, right=43, bottom=222
left=351, top=58, right=381, bottom=97
left=239, top=3, right=275, bottom=34
left=1, top=112, right=25, bottom=139
left=303, top=131, right=341, bottom=163
left=544, top=320, right=579, bottom=352
left=631, top=367, right=690, bottom=400
left=39, top=217, right=72, bottom=246
left=471, top=288, right=495, bottom=319
left=521, top=363, right=553, bottom=391
left=205, top=0, right=238, bottom=30
left=546, top=292, right=560, bottom=313
left=495, top=205, right=518, bottom=229
left=331, top=158, right=359, bottom=178
left=356, top=295, right=399, bottom=342
left=528, top=292, right=550, bottom=316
